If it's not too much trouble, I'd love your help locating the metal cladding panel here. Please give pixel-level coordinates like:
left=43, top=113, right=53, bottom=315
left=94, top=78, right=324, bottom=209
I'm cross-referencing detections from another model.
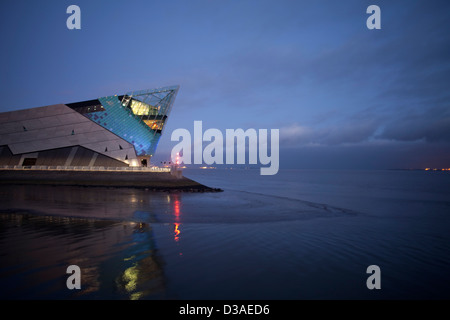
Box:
left=0, top=86, right=178, bottom=165
left=0, top=123, right=18, bottom=135
left=0, top=103, right=138, bottom=164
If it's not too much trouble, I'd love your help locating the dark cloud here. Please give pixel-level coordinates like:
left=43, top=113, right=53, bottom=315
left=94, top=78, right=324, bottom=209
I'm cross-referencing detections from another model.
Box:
left=379, top=105, right=450, bottom=143
left=2, top=0, right=450, bottom=169
left=280, top=140, right=450, bottom=170
left=280, top=117, right=381, bottom=147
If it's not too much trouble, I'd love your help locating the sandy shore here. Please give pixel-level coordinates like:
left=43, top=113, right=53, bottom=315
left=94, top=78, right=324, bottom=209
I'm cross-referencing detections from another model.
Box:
left=0, top=169, right=222, bottom=192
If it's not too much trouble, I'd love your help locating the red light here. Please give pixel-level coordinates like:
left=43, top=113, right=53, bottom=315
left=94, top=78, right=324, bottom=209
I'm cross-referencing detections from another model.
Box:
left=174, top=198, right=180, bottom=217
left=172, top=196, right=181, bottom=242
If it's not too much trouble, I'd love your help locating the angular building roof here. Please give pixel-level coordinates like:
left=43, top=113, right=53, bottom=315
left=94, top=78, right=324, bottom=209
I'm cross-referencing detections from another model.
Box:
left=68, top=85, right=179, bottom=157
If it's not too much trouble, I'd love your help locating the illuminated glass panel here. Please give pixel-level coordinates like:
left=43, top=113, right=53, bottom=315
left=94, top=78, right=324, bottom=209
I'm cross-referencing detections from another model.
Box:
left=143, top=120, right=164, bottom=131
left=76, top=86, right=179, bottom=157
left=68, top=86, right=179, bottom=156
left=130, top=99, right=158, bottom=116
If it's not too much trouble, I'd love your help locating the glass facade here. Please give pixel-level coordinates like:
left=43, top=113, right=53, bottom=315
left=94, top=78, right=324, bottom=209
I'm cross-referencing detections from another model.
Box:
left=72, top=86, right=179, bottom=157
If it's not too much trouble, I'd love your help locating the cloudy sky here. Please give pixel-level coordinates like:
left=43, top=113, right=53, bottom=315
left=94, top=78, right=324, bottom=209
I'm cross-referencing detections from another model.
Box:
left=0, top=0, right=449, bottom=169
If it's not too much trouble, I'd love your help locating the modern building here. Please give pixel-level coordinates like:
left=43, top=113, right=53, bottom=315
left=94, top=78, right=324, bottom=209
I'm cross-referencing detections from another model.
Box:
left=0, top=86, right=179, bottom=168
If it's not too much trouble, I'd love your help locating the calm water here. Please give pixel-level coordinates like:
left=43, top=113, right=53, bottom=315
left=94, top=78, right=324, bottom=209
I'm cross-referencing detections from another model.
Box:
left=0, top=169, right=449, bottom=299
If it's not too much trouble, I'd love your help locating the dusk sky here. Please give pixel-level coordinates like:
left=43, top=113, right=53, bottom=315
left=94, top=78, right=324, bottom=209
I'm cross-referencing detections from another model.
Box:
left=1, top=0, right=449, bottom=169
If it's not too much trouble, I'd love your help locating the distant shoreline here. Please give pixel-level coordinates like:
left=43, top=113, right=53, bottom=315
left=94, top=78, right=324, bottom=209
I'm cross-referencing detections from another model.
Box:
left=0, top=169, right=223, bottom=192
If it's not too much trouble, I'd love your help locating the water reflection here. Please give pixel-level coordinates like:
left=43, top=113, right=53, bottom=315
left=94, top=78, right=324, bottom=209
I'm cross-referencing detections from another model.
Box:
left=166, top=193, right=182, bottom=243
left=0, top=213, right=168, bottom=299
left=114, top=222, right=166, bottom=300
left=0, top=185, right=179, bottom=223
left=0, top=185, right=188, bottom=299
left=174, top=223, right=181, bottom=242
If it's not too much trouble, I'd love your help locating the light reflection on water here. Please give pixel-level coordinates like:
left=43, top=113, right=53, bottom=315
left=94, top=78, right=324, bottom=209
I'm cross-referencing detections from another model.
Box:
left=1, top=168, right=450, bottom=300
left=172, top=194, right=182, bottom=243
left=0, top=185, right=185, bottom=300
left=0, top=213, right=168, bottom=300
